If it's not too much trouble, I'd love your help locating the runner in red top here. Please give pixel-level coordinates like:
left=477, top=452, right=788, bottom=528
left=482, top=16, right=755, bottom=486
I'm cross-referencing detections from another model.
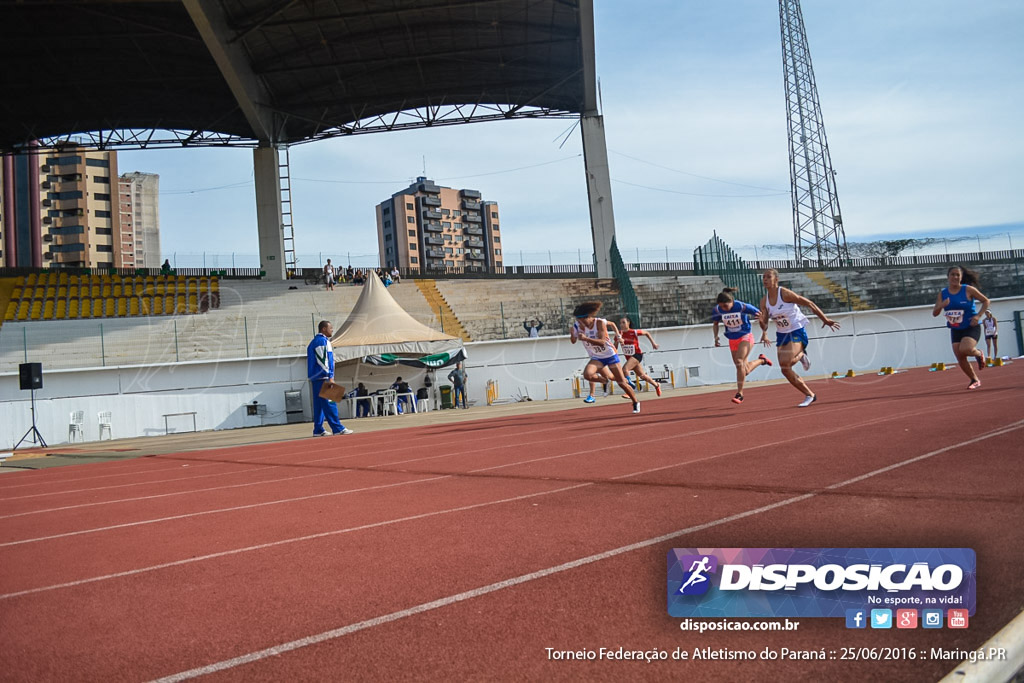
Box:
left=617, top=317, right=662, bottom=397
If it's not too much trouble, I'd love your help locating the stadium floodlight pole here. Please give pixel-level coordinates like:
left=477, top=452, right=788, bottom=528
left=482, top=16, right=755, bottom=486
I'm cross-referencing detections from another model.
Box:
left=779, top=0, right=849, bottom=267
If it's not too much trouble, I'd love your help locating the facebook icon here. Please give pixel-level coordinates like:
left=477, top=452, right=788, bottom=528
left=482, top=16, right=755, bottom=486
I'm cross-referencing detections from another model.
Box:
left=846, top=609, right=867, bottom=629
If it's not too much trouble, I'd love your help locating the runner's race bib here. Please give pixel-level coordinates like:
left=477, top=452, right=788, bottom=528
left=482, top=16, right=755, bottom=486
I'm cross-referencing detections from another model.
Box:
left=622, top=343, right=636, bottom=356
left=945, top=310, right=964, bottom=327
left=773, top=315, right=792, bottom=330
left=722, top=312, right=743, bottom=330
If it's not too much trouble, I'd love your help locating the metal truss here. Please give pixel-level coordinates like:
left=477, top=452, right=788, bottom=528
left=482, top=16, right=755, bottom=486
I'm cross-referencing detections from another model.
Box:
left=14, top=104, right=575, bottom=154
left=779, top=0, right=849, bottom=266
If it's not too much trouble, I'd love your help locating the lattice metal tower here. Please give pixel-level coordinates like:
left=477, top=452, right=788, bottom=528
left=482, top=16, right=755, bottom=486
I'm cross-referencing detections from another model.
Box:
left=779, top=0, right=849, bottom=265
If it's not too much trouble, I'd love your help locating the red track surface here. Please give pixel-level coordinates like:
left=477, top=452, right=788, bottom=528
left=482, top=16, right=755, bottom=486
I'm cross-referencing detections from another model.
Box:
left=2, top=365, right=1022, bottom=682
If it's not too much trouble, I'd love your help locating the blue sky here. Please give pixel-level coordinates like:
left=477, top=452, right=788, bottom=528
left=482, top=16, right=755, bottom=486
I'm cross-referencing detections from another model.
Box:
left=118, top=0, right=1024, bottom=266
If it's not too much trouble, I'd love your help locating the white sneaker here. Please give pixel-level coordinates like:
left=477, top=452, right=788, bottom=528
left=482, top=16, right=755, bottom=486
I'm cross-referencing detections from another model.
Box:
left=798, top=395, right=817, bottom=408
left=632, top=402, right=641, bottom=414
left=799, top=354, right=811, bottom=371
left=337, top=428, right=354, bottom=435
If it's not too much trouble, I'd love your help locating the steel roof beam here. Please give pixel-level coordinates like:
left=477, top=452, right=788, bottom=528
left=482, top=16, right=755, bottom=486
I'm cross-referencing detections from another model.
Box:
left=184, top=0, right=276, bottom=143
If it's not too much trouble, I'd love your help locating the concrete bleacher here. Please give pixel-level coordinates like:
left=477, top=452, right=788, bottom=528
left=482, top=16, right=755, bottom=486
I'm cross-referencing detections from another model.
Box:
left=781, top=263, right=1023, bottom=313
left=0, top=278, right=439, bottom=372
left=433, top=278, right=622, bottom=340
left=631, top=275, right=726, bottom=327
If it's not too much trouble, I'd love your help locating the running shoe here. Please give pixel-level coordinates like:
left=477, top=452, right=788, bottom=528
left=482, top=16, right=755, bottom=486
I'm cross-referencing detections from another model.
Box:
left=313, top=431, right=327, bottom=437
left=336, top=428, right=354, bottom=435
left=731, top=393, right=744, bottom=404
left=798, top=394, right=817, bottom=407
left=632, top=402, right=641, bottom=414
left=655, top=382, right=662, bottom=397
left=976, top=353, right=986, bottom=371
left=799, top=354, right=811, bottom=371
left=967, top=380, right=981, bottom=390
left=627, top=378, right=637, bottom=390
left=758, top=353, right=773, bottom=367
left=583, top=395, right=596, bottom=404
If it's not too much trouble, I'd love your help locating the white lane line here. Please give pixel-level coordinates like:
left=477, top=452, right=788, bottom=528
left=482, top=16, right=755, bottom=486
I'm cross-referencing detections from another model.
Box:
left=150, top=419, right=1024, bottom=682
left=0, top=401, right=868, bottom=544
left=0, top=482, right=589, bottom=600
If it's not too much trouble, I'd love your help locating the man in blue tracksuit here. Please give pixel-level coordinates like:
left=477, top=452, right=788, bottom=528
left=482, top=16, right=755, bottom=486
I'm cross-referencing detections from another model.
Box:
left=307, top=320, right=353, bottom=436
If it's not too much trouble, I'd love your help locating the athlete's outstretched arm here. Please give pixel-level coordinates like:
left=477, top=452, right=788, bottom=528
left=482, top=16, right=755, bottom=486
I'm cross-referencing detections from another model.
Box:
left=781, top=287, right=840, bottom=331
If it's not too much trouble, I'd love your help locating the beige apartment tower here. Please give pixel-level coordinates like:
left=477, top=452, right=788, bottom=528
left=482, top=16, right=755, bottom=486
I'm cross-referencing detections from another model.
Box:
left=376, top=177, right=502, bottom=271
left=118, top=172, right=161, bottom=268
left=1, top=147, right=159, bottom=269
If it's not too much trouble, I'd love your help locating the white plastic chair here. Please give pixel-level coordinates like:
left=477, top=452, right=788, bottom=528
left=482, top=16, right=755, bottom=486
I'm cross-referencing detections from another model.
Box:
left=68, top=410, right=85, bottom=442
left=98, top=411, right=112, bottom=440
left=416, top=397, right=430, bottom=413
left=380, top=389, right=399, bottom=416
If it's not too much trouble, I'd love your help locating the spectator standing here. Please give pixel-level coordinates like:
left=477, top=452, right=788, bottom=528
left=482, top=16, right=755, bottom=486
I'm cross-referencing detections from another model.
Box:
left=323, top=259, right=336, bottom=291
left=983, top=310, right=999, bottom=360
left=448, top=362, right=468, bottom=408
left=306, top=320, right=353, bottom=436
left=523, top=319, right=544, bottom=338
left=161, top=259, right=172, bottom=275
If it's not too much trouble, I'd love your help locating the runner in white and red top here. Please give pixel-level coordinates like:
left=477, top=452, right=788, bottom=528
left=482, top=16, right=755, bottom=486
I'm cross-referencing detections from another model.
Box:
left=570, top=301, right=640, bottom=414
left=617, top=317, right=662, bottom=397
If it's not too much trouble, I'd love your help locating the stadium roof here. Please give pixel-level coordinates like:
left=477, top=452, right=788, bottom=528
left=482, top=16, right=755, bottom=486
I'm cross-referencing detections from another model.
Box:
left=0, top=0, right=587, bottom=152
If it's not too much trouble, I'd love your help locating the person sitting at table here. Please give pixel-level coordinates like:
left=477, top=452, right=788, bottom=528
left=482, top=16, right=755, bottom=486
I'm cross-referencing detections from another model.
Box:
left=347, top=382, right=371, bottom=418
left=392, top=376, right=412, bottom=413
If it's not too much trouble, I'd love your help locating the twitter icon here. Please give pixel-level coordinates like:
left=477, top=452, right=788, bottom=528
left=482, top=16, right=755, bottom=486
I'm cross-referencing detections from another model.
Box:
left=870, top=609, right=893, bottom=629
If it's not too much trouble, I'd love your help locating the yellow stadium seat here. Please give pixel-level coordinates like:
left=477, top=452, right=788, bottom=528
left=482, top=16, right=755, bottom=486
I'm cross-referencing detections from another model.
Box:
left=211, top=278, right=220, bottom=291
left=80, top=301, right=92, bottom=318
left=43, top=301, right=55, bottom=319
left=93, top=299, right=103, bottom=317
left=45, top=286, right=56, bottom=299
left=4, top=302, right=17, bottom=321
left=116, top=298, right=127, bottom=316
left=104, top=298, right=115, bottom=317
left=176, top=294, right=186, bottom=314
left=56, top=300, right=67, bottom=319
left=33, top=286, right=45, bottom=299
left=129, top=298, right=139, bottom=316
left=12, top=287, right=22, bottom=300
left=57, top=285, right=67, bottom=298
left=26, top=273, right=37, bottom=286
left=90, top=284, right=101, bottom=298
left=68, top=300, right=79, bottom=318
left=69, top=275, right=80, bottom=285
left=112, top=284, right=122, bottom=297
left=101, top=284, right=111, bottom=297
left=144, top=284, right=155, bottom=296
left=153, top=297, right=164, bottom=315
left=68, top=285, right=79, bottom=298
left=58, top=272, right=69, bottom=284
left=46, top=273, right=57, bottom=285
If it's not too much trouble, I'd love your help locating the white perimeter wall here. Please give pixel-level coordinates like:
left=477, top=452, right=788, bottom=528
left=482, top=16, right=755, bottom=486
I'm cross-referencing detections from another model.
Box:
left=2, top=298, right=1020, bottom=448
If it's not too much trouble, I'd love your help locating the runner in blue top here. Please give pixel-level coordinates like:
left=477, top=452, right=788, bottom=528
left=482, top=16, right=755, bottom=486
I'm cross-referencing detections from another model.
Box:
left=932, top=265, right=990, bottom=390
left=711, top=287, right=772, bottom=404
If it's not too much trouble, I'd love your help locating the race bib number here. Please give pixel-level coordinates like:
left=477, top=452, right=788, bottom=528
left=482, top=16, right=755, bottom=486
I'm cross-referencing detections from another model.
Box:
left=945, top=310, right=964, bottom=326
left=622, top=343, right=636, bottom=356
left=582, top=336, right=604, bottom=349
left=721, top=312, right=743, bottom=331
left=773, top=315, right=792, bottom=330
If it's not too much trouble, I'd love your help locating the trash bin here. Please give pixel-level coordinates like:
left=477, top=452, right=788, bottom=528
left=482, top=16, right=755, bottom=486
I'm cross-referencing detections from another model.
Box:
left=284, top=389, right=304, bottom=423
left=440, top=385, right=454, bottom=409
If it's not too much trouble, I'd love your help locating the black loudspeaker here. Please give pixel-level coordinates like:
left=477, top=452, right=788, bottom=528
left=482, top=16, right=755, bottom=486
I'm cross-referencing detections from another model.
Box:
left=19, top=362, right=42, bottom=391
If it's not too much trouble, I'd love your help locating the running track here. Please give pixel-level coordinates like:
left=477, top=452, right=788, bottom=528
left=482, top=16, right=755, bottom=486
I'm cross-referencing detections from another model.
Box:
left=1, top=365, right=1022, bottom=682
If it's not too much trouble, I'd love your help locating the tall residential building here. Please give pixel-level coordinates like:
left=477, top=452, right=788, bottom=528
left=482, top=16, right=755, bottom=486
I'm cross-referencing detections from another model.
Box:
left=376, top=177, right=503, bottom=271
left=118, top=172, right=161, bottom=268
left=3, top=147, right=114, bottom=268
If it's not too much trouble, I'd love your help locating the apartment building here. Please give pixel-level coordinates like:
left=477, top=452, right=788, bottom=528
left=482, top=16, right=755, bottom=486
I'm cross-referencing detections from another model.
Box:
left=376, top=177, right=503, bottom=271
left=118, top=172, right=161, bottom=268
left=1, top=147, right=160, bottom=269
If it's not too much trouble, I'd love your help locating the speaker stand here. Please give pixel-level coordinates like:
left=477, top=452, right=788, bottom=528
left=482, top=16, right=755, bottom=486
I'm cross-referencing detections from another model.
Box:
left=14, top=389, right=47, bottom=450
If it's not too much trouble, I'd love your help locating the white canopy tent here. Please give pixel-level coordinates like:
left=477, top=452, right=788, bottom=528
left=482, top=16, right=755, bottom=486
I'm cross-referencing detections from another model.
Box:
left=329, top=274, right=465, bottom=407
